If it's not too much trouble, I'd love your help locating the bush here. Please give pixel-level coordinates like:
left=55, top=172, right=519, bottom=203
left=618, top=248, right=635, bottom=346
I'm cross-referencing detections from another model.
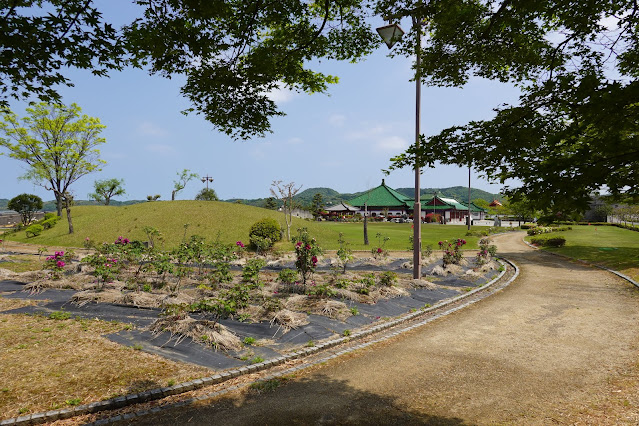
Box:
left=43, top=212, right=57, bottom=220
left=41, top=217, right=58, bottom=229
left=379, top=271, right=398, bottom=287
left=25, top=224, right=43, bottom=237
left=529, top=235, right=566, bottom=247
left=249, top=218, right=282, bottom=250
left=278, top=268, right=297, bottom=285
left=544, top=236, right=566, bottom=247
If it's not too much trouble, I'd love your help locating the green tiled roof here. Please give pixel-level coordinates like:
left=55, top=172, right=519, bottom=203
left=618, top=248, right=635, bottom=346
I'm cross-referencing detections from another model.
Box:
left=421, top=196, right=486, bottom=212
left=349, top=180, right=412, bottom=208
left=459, top=201, right=488, bottom=212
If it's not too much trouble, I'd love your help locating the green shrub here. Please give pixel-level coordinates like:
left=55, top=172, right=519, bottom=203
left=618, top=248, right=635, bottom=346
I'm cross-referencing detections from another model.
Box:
left=306, top=282, right=337, bottom=298
left=41, top=217, right=58, bottom=229
left=249, top=218, right=282, bottom=250
left=379, top=271, right=398, bottom=287
left=249, top=235, right=273, bottom=254
left=278, top=268, right=297, bottom=285
left=544, top=236, right=566, bottom=247
left=529, top=235, right=566, bottom=247
left=333, top=278, right=351, bottom=289
left=25, top=224, right=43, bottom=237
left=43, top=212, right=57, bottom=220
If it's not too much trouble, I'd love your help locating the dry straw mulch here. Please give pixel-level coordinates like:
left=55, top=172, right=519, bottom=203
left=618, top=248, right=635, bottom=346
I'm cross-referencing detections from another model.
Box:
left=0, top=308, right=211, bottom=419
left=148, top=315, right=242, bottom=351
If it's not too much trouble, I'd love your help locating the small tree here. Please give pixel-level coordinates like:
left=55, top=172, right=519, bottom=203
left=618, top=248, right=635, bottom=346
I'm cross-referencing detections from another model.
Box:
left=171, top=169, right=198, bottom=201
left=8, top=193, right=43, bottom=225
left=0, top=103, right=106, bottom=233
left=195, top=188, right=218, bottom=201
left=147, top=194, right=161, bottom=201
left=89, top=178, right=125, bottom=205
left=311, top=192, right=324, bottom=219
left=270, top=180, right=302, bottom=241
left=263, top=197, right=278, bottom=210
left=292, top=228, right=322, bottom=286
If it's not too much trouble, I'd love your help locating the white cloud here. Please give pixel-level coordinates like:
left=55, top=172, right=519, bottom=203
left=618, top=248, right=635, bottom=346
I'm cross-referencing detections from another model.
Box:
left=266, top=83, right=298, bottom=104
left=249, top=142, right=273, bottom=159
left=345, top=124, right=388, bottom=141
left=328, top=114, right=346, bottom=127
left=341, top=121, right=410, bottom=153
left=375, top=135, right=409, bottom=152
left=145, top=144, right=176, bottom=156
left=288, top=137, right=303, bottom=145
left=137, top=121, right=169, bottom=138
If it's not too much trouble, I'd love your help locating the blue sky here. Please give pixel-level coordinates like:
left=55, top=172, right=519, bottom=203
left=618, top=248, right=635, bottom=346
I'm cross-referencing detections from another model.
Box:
left=0, top=4, right=522, bottom=203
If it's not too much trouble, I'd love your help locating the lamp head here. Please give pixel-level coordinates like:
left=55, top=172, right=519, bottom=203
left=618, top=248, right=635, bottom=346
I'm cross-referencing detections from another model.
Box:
left=376, top=23, right=405, bottom=49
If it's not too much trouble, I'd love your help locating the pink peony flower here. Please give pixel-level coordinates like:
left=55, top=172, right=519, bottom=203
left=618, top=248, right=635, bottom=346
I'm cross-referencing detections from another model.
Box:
left=56, top=261, right=65, bottom=268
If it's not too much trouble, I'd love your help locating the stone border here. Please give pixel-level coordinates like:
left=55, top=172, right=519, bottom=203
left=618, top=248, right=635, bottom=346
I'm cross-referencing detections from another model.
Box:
left=1, top=259, right=517, bottom=426
left=521, top=238, right=639, bottom=289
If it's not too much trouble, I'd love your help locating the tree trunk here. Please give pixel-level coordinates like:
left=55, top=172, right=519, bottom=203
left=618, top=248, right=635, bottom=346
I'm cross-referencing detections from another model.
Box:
left=66, top=205, right=74, bottom=234
left=285, top=201, right=292, bottom=241
left=171, top=190, right=176, bottom=201
left=55, top=193, right=62, bottom=217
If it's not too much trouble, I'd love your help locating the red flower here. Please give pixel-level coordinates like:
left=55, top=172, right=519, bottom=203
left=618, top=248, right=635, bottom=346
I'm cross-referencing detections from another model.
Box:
left=377, top=248, right=383, bottom=253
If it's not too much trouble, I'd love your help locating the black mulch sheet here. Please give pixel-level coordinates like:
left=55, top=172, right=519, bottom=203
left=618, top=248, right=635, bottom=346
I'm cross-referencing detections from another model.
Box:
left=0, top=268, right=500, bottom=369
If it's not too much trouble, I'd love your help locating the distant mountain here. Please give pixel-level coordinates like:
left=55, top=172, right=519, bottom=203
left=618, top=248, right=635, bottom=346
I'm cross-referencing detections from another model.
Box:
left=395, top=186, right=502, bottom=203
left=0, top=198, right=147, bottom=213
left=2, top=186, right=502, bottom=214
left=224, top=186, right=502, bottom=209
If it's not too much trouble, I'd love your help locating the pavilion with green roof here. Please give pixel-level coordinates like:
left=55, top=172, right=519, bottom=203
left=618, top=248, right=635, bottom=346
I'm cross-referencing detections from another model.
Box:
left=348, top=179, right=414, bottom=219
left=348, top=180, right=487, bottom=222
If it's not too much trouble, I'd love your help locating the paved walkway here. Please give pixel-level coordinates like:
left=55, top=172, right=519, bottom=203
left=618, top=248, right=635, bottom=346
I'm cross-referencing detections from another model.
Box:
left=120, top=232, right=639, bottom=425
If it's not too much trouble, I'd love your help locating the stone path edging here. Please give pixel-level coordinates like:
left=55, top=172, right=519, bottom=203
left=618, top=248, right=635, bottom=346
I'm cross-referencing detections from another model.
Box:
left=521, top=237, right=639, bottom=289
left=0, top=258, right=517, bottom=426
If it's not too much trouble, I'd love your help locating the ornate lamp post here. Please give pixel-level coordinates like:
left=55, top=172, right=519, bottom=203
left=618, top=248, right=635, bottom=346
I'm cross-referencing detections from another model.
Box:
left=377, top=16, right=423, bottom=280
left=201, top=175, right=214, bottom=190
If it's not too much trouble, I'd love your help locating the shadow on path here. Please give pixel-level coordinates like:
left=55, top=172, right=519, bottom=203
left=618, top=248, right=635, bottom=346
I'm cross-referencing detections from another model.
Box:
left=123, top=373, right=467, bottom=426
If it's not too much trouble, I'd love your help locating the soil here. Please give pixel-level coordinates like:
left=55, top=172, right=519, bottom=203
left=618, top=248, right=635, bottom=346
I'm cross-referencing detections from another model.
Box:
left=115, top=231, right=639, bottom=425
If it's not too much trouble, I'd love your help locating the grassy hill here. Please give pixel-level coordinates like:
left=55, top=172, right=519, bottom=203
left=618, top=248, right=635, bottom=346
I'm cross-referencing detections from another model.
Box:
left=2, top=201, right=340, bottom=250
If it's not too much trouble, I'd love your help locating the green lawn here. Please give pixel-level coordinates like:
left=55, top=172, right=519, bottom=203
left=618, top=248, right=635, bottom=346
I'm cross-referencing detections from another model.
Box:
left=527, top=225, right=639, bottom=281
left=319, top=222, right=486, bottom=251
left=2, top=202, right=492, bottom=252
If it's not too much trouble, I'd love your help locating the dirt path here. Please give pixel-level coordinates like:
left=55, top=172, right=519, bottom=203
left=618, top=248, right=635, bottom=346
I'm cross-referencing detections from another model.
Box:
left=119, top=232, right=639, bottom=425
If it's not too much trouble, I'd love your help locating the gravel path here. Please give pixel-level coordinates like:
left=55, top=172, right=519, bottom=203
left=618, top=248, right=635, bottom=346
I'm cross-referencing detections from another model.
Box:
left=118, top=232, right=639, bottom=425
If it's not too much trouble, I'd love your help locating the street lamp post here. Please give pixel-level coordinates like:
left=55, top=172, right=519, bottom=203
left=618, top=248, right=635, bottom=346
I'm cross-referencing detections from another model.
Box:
left=201, top=175, right=214, bottom=190
left=377, top=15, right=422, bottom=280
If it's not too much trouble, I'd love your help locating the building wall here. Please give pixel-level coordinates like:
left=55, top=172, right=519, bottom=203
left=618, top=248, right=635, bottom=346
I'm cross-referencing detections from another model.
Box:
left=0, top=212, right=45, bottom=226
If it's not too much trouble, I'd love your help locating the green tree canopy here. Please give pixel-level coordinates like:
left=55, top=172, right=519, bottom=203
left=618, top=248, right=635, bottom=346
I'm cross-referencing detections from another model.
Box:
left=172, top=169, right=198, bottom=201
left=89, top=178, right=126, bottom=205
left=311, top=192, right=325, bottom=217
left=385, top=0, right=639, bottom=216
left=195, top=188, right=219, bottom=201
left=1, top=1, right=377, bottom=140
left=263, top=197, right=279, bottom=210
left=0, top=102, right=105, bottom=233
left=8, top=193, right=43, bottom=226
